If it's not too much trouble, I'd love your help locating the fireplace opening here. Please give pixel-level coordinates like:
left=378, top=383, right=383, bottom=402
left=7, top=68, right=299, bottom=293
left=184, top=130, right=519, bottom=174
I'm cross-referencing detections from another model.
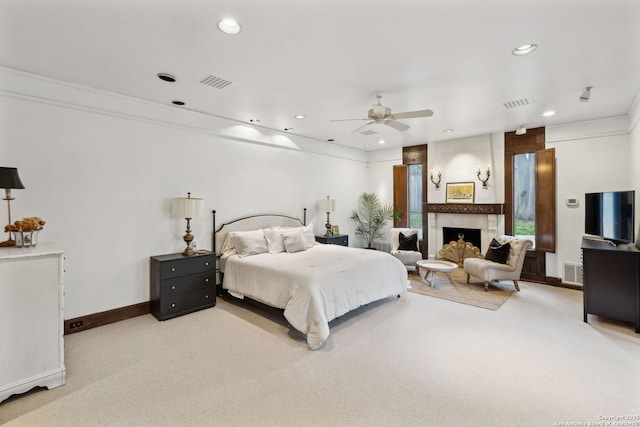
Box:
left=442, top=227, right=481, bottom=249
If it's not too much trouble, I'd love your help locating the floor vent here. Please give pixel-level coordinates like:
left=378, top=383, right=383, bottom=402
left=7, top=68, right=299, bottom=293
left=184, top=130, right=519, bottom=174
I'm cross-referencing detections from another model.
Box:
left=562, top=262, right=583, bottom=285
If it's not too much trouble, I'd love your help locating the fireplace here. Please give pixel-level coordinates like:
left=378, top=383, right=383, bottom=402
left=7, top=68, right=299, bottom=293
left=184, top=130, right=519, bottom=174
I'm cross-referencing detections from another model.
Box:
left=443, top=227, right=481, bottom=249
left=427, top=211, right=501, bottom=259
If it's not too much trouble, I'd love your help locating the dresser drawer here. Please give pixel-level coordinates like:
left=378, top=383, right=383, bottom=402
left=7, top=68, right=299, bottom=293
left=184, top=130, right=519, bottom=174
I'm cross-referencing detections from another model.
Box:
left=158, top=255, right=214, bottom=279
left=159, top=287, right=215, bottom=319
left=160, top=271, right=215, bottom=296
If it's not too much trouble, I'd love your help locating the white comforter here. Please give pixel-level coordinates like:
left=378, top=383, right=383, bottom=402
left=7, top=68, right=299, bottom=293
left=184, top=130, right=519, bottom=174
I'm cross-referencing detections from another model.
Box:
left=223, top=244, right=408, bottom=350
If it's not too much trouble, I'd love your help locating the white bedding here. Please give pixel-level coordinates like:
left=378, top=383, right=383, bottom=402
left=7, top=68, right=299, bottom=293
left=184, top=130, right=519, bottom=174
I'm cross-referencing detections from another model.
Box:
left=223, top=244, right=408, bottom=350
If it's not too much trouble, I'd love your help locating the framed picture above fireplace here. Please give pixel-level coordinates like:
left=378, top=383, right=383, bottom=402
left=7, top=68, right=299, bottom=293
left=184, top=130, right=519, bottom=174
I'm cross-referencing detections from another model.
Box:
left=446, top=182, right=475, bottom=204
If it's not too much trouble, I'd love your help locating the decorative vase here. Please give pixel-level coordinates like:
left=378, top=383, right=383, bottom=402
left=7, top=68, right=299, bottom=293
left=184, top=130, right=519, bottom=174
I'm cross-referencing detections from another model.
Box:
left=13, top=230, right=40, bottom=247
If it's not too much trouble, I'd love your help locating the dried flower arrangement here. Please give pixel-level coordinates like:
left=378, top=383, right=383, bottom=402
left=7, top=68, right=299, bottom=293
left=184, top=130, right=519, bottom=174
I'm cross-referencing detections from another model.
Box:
left=4, top=216, right=46, bottom=233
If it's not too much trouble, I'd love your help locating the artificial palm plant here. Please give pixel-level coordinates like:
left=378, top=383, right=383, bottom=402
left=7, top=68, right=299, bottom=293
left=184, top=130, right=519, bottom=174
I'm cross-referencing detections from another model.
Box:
left=350, top=192, right=399, bottom=248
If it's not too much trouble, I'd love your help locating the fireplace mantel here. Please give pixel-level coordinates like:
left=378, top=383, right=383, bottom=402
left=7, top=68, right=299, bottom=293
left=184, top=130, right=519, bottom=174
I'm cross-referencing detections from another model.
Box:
left=427, top=203, right=504, bottom=215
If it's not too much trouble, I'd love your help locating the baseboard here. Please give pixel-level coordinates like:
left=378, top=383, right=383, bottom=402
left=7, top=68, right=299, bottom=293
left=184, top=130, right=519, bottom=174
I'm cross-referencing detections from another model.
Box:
left=64, top=301, right=150, bottom=335
left=546, top=276, right=583, bottom=290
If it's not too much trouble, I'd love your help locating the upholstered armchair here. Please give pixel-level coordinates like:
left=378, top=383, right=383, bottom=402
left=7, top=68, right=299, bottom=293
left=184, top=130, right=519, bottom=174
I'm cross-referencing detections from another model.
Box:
left=463, top=235, right=533, bottom=291
left=390, top=228, right=422, bottom=270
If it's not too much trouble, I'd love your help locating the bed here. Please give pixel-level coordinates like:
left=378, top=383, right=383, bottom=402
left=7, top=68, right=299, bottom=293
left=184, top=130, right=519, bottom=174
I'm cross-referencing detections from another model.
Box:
left=213, top=211, right=408, bottom=350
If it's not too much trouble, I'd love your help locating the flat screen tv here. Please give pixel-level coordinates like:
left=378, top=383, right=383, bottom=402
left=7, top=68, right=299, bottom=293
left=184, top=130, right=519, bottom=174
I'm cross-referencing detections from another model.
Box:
left=585, top=190, right=635, bottom=244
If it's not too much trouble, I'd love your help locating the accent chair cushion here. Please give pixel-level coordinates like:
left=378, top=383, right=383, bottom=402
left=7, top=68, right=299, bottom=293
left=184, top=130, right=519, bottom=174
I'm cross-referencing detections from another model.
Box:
left=485, top=238, right=510, bottom=264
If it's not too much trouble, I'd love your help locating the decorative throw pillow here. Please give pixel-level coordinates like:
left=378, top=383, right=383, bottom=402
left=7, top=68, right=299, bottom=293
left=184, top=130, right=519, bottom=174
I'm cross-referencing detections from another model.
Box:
left=229, top=229, right=268, bottom=257
left=485, top=238, right=510, bottom=264
left=282, top=229, right=309, bottom=253
left=398, top=232, right=418, bottom=251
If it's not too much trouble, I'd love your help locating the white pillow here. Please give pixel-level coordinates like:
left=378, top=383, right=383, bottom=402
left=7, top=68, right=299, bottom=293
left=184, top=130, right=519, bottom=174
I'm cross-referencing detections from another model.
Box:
left=229, top=229, right=268, bottom=257
left=282, top=228, right=311, bottom=253
left=220, top=234, right=237, bottom=257
left=303, top=223, right=316, bottom=247
left=264, top=226, right=287, bottom=253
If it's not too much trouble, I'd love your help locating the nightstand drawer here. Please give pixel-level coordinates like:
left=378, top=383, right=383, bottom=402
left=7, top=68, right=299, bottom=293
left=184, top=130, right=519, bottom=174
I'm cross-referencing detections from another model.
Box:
left=315, top=234, right=348, bottom=246
left=159, top=287, right=215, bottom=319
left=158, top=255, right=214, bottom=279
left=160, top=271, right=215, bottom=296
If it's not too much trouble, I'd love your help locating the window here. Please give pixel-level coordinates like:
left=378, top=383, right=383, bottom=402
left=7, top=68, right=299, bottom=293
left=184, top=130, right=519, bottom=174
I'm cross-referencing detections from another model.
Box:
left=513, top=152, right=536, bottom=246
left=407, top=164, right=423, bottom=229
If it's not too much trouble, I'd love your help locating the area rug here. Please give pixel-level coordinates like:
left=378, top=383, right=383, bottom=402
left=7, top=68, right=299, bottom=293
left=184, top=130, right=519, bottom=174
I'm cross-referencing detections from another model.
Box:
left=408, top=267, right=515, bottom=310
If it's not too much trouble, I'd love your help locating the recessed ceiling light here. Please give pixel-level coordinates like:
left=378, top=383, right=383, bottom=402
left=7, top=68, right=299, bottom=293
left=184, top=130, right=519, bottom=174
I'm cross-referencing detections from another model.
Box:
left=378, top=139, right=385, bottom=144
left=542, top=110, right=556, bottom=117
left=512, top=44, right=537, bottom=56
left=443, top=129, right=454, bottom=133
left=249, top=118, right=260, bottom=123
left=157, top=73, right=176, bottom=82
left=294, top=114, right=305, bottom=119
left=172, top=101, right=185, bottom=106
left=284, top=127, right=294, bottom=132
left=218, top=18, right=242, bottom=35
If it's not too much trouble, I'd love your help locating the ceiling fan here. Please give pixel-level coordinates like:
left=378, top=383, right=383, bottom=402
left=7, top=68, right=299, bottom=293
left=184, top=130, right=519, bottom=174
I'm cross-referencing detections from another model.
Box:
left=330, top=95, right=434, bottom=133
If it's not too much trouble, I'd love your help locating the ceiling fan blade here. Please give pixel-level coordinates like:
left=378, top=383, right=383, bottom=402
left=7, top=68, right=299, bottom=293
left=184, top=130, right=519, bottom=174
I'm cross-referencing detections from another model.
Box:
left=329, top=118, right=369, bottom=122
left=351, top=121, right=375, bottom=133
left=390, top=109, right=434, bottom=120
left=385, top=120, right=410, bottom=131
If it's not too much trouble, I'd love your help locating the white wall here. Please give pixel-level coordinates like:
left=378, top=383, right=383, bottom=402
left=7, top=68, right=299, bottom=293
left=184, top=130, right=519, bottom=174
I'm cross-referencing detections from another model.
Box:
left=0, top=69, right=368, bottom=319
left=546, top=117, right=632, bottom=279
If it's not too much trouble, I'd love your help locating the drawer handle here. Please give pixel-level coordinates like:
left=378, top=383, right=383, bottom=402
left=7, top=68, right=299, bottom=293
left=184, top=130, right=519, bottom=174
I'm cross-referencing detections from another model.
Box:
left=205, top=262, right=210, bottom=266
left=205, top=295, right=209, bottom=299
left=171, top=285, right=175, bottom=290
left=205, top=278, right=209, bottom=282
left=171, top=267, right=176, bottom=272
left=171, top=303, right=175, bottom=308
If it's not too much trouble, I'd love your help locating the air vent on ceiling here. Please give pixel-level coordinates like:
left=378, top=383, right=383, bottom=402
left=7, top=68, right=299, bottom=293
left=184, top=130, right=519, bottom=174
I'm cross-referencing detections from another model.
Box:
left=361, top=130, right=377, bottom=136
left=200, top=75, right=232, bottom=89
left=503, top=98, right=530, bottom=109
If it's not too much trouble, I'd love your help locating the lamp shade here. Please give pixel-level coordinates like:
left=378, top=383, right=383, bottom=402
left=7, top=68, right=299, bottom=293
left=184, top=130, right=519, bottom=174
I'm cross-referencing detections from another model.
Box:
left=172, top=196, right=204, bottom=219
left=0, top=167, right=25, bottom=189
left=317, top=197, right=335, bottom=212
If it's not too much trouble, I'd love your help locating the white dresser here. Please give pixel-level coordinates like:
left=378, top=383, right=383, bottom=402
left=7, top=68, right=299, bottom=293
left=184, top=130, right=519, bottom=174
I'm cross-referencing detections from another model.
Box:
left=0, top=243, right=65, bottom=403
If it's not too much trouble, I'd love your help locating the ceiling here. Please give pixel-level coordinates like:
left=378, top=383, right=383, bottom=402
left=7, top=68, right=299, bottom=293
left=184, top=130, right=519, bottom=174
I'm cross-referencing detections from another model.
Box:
left=1, top=0, right=639, bottom=151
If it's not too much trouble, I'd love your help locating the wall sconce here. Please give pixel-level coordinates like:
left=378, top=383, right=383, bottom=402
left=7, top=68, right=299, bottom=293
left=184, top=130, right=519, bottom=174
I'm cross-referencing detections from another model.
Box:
left=172, top=192, right=204, bottom=256
left=429, top=169, right=442, bottom=189
left=317, top=195, right=335, bottom=236
left=477, top=166, right=491, bottom=189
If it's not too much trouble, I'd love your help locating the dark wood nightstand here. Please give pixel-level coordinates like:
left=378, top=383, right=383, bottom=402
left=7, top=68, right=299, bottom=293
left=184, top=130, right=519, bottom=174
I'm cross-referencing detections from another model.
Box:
left=315, top=234, right=349, bottom=246
left=150, top=251, right=216, bottom=321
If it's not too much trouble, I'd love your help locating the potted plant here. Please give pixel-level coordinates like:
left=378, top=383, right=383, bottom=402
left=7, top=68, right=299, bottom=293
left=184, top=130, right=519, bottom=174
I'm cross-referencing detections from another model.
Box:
left=350, top=192, right=399, bottom=249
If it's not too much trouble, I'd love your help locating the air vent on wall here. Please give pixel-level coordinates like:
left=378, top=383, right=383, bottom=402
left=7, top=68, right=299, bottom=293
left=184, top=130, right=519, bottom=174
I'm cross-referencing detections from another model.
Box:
left=503, top=98, right=530, bottom=109
left=562, top=262, right=583, bottom=285
left=200, top=75, right=232, bottom=89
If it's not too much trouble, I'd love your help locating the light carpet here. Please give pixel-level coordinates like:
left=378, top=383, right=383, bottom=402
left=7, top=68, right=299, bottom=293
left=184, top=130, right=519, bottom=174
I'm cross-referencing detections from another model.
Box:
left=408, top=267, right=515, bottom=310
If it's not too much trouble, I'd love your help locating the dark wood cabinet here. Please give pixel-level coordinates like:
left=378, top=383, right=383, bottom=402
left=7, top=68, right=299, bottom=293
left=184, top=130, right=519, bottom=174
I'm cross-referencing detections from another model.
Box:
left=581, top=238, right=640, bottom=333
left=150, top=251, right=216, bottom=321
left=315, top=234, right=348, bottom=246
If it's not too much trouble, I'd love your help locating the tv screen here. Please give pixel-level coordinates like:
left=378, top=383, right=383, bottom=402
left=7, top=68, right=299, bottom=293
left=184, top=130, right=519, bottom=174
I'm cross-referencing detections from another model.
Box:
left=585, top=190, right=635, bottom=243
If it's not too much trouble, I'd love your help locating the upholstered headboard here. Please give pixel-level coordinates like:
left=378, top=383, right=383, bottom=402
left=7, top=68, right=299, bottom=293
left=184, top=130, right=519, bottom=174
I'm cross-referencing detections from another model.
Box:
left=212, top=210, right=306, bottom=256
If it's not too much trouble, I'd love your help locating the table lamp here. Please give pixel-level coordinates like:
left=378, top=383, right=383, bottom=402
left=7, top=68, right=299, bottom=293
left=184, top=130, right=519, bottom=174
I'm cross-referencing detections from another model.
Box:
left=0, top=167, right=25, bottom=247
left=317, top=195, right=335, bottom=237
left=172, top=192, right=204, bottom=256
